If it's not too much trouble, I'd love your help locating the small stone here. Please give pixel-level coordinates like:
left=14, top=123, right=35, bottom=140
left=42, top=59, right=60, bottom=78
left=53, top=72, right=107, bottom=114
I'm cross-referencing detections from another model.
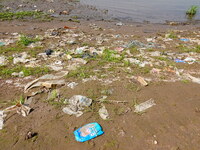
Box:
left=59, top=10, right=69, bottom=15
left=154, top=140, right=158, bottom=145
left=6, top=7, right=11, bottom=10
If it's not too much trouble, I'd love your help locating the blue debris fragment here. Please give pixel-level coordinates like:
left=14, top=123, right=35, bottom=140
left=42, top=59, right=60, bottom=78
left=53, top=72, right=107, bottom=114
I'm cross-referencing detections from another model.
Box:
left=0, top=42, right=5, bottom=46
left=174, top=58, right=186, bottom=63
left=74, top=122, right=104, bottom=142
left=180, top=38, right=189, bottom=42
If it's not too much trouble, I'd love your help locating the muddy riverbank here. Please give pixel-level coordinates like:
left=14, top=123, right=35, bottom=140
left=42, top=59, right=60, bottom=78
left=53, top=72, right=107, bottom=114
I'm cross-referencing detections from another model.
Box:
left=0, top=1, right=200, bottom=150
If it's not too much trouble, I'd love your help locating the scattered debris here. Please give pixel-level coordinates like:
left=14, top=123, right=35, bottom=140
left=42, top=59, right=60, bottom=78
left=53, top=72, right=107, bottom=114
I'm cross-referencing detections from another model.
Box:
left=0, top=42, right=5, bottom=46
left=0, top=111, right=6, bottom=130
left=136, top=76, right=148, bottom=86
left=74, top=122, right=104, bottom=142
left=25, top=79, right=65, bottom=92
left=16, top=105, right=31, bottom=117
left=115, top=47, right=124, bottom=52
left=125, top=40, right=156, bottom=48
left=0, top=16, right=200, bottom=147
left=134, top=98, right=156, bottom=113
left=0, top=103, right=31, bottom=130
left=116, top=22, right=123, bottom=26
left=72, top=58, right=87, bottom=65
left=59, top=10, right=69, bottom=15
left=184, top=57, right=196, bottom=64
left=151, top=68, right=161, bottom=74
left=75, top=47, right=86, bottom=54
left=67, top=82, right=78, bottom=89
left=5, top=80, right=13, bottom=84
left=12, top=71, right=24, bottom=77
left=180, top=38, right=189, bottom=42
left=174, top=58, right=186, bottom=63
left=62, top=95, right=92, bottom=117
left=13, top=52, right=29, bottom=64
left=45, top=49, right=53, bottom=56
left=99, top=104, right=109, bottom=120
left=48, top=63, right=63, bottom=71
left=64, top=26, right=77, bottom=29
left=185, top=74, right=200, bottom=84
left=25, top=131, right=38, bottom=140
left=24, top=71, right=68, bottom=92
left=125, top=40, right=146, bottom=48
left=0, top=56, right=8, bottom=66
left=175, top=57, right=196, bottom=64
left=3, top=103, right=31, bottom=117
left=24, top=97, right=34, bottom=105
left=150, top=51, right=160, bottom=57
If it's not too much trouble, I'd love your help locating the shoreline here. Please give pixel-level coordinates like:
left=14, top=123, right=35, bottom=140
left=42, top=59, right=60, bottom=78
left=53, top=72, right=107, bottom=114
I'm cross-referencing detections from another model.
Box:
left=0, top=0, right=200, bottom=25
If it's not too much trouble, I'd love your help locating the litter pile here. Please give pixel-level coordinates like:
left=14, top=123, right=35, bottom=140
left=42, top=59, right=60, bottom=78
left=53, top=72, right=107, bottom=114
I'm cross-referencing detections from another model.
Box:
left=0, top=23, right=199, bottom=144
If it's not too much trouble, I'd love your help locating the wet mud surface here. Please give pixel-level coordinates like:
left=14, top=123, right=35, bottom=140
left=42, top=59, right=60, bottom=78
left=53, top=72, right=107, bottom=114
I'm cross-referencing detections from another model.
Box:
left=1, top=80, right=200, bottom=150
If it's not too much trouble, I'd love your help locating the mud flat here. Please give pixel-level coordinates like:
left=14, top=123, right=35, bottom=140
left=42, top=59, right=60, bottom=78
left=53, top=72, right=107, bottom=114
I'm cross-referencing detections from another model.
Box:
left=0, top=0, right=200, bottom=150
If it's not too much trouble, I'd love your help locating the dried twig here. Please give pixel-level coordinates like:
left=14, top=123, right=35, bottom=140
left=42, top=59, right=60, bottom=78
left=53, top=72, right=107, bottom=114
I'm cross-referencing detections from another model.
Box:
left=96, top=99, right=128, bottom=104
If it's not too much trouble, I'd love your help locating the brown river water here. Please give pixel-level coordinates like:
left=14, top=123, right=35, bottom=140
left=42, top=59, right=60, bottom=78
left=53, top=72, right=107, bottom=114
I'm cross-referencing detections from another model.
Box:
left=81, top=0, right=200, bottom=23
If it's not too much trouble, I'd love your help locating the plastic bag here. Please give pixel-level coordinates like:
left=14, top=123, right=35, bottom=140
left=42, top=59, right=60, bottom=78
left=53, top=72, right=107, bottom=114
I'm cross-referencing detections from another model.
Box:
left=134, top=98, right=156, bottom=113
left=74, top=122, right=104, bottom=142
left=99, top=105, right=109, bottom=120
left=62, top=95, right=92, bottom=117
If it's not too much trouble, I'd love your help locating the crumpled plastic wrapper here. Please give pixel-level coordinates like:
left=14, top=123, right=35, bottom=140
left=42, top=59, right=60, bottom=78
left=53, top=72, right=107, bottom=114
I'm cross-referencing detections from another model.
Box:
left=62, top=95, right=92, bottom=117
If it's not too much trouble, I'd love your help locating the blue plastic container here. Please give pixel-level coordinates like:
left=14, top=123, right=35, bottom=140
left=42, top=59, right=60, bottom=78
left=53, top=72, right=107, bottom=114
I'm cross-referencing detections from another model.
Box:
left=174, top=58, right=186, bottom=63
left=74, top=122, right=104, bottom=142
